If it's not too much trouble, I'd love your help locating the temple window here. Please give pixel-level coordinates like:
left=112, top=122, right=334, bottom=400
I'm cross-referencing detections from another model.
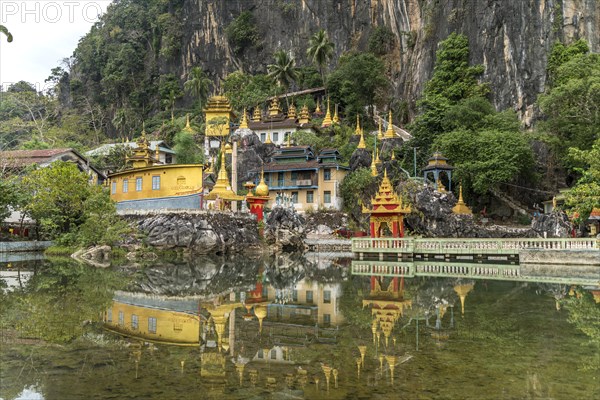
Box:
left=148, top=317, right=157, bottom=334
left=271, top=350, right=277, bottom=360
left=131, top=314, right=139, bottom=330
left=152, top=176, right=161, bottom=190
left=278, top=172, right=284, bottom=186
left=136, top=177, right=142, bottom=191
left=122, top=179, right=129, bottom=193
left=260, top=133, right=266, bottom=142
left=306, top=290, right=314, bottom=304
left=323, top=314, right=331, bottom=325
left=177, top=176, right=186, bottom=186
left=323, top=290, right=331, bottom=304
left=324, top=168, right=331, bottom=180
left=306, top=191, right=314, bottom=203
left=111, top=181, right=116, bottom=194
left=273, top=132, right=279, bottom=142
left=324, top=191, right=331, bottom=204
left=293, top=290, right=298, bottom=302
left=118, top=311, right=124, bottom=326
left=291, top=171, right=298, bottom=181
left=292, top=191, right=298, bottom=203
left=258, top=350, right=264, bottom=359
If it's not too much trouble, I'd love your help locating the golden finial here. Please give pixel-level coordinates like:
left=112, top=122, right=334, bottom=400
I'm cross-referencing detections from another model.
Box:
left=377, top=119, right=383, bottom=140
left=357, top=129, right=366, bottom=149
left=252, top=106, right=262, bottom=122
left=239, top=108, right=249, bottom=129
left=286, top=133, right=291, bottom=148
left=298, top=104, right=311, bottom=124
left=391, top=150, right=396, bottom=160
left=384, top=110, right=395, bottom=139
left=333, top=104, right=340, bottom=124
left=183, top=114, right=194, bottom=133
left=321, top=97, right=332, bottom=127
left=355, top=114, right=361, bottom=136
left=288, top=103, right=297, bottom=119
left=141, top=122, right=146, bottom=137
left=315, top=99, right=322, bottom=113
left=370, top=152, right=378, bottom=177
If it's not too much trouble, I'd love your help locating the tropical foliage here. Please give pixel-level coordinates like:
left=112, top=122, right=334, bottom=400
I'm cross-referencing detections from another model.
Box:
left=307, top=29, right=335, bottom=81
left=564, top=138, right=600, bottom=221
left=267, top=50, right=299, bottom=91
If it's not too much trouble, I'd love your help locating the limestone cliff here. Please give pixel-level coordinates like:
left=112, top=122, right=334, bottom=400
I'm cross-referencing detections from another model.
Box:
left=180, top=0, right=598, bottom=122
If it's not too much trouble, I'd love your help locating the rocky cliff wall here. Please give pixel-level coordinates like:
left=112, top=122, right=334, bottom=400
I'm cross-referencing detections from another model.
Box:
left=180, top=0, right=598, bottom=122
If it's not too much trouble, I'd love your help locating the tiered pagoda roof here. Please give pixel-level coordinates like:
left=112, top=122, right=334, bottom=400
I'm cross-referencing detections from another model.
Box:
left=362, top=169, right=411, bottom=215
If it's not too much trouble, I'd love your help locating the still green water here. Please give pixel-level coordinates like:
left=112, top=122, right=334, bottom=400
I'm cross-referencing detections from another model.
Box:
left=1, top=254, right=599, bottom=400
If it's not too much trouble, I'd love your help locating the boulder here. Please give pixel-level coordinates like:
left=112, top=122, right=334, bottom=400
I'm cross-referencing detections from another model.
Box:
left=264, top=206, right=306, bottom=252
left=530, top=211, right=573, bottom=238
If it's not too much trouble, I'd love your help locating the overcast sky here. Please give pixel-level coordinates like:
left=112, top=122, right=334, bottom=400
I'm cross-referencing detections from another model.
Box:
left=0, top=1, right=112, bottom=92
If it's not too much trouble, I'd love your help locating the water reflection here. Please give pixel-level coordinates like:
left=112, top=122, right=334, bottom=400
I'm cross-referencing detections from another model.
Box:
left=1, top=255, right=599, bottom=399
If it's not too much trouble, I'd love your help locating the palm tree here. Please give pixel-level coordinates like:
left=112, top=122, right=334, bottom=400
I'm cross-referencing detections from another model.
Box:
left=307, top=29, right=334, bottom=83
left=184, top=67, right=212, bottom=111
left=0, top=25, right=13, bottom=42
left=267, top=50, right=299, bottom=92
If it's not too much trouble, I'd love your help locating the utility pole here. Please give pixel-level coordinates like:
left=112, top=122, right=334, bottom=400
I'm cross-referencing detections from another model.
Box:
left=413, top=147, right=418, bottom=178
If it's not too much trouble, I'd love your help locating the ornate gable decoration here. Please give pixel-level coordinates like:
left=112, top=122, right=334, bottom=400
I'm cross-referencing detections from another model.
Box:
left=362, top=169, right=411, bottom=215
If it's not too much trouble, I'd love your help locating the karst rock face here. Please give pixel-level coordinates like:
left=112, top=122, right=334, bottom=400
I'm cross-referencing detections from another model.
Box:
left=264, top=206, right=307, bottom=252
left=181, top=0, right=598, bottom=121
left=531, top=211, right=573, bottom=238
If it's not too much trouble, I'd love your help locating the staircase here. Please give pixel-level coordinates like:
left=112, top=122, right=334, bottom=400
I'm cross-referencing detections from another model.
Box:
left=489, top=188, right=529, bottom=216
left=372, top=108, right=413, bottom=141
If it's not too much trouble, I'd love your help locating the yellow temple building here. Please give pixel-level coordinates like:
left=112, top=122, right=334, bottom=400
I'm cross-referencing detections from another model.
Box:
left=108, top=127, right=206, bottom=211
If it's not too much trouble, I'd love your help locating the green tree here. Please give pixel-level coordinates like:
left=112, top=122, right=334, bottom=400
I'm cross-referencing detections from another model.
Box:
left=538, top=43, right=599, bottom=154
left=368, top=26, right=395, bottom=56
left=409, top=33, right=489, bottom=155
left=267, top=50, right=299, bottom=92
left=339, top=167, right=376, bottom=217
left=184, top=67, right=212, bottom=112
left=434, top=128, right=534, bottom=194
left=306, top=29, right=335, bottom=83
left=291, top=130, right=329, bottom=153
left=21, top=162, right=92, bottom=237
left=0, top=176, right=18, bottom=223
left=326, top=52, right=388, bottom=117
left=222, top=72, right=276, bottom=111
left=564, top=138, right=600, bottom=221
left=546, top=39, right=590, bottom=85
left=225, top=11, right=259, bottom=55
left=173, top=130, right=203, bottom=164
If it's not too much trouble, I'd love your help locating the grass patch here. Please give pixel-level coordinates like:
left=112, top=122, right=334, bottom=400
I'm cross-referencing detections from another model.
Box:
left=45, top=245, right=76, bottom=257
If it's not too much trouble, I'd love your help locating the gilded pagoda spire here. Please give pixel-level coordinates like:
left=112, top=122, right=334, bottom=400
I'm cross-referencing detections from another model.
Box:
left=355, top=114, right=362, bottom=136
left=370, top=152, right=378, bottom=177
left=298, top=104, right=311, bottom=124
left=452, top=183, right=473, bottom=215
left=333, top=104, right=340, bottom=124
left=252, top=106, right=262, bottom=122
left=375, top=147, right=381, bottom=165
left=321, top=97, right=333, bottom=127
left=377, top=119, right=384, bottom=140
left=205, top=141, right=245, bottom=201
left=183, top=114, right=194, bottom=133
left=315, top=99, right=322, bottom=113
left=357, top=129, right=366, bottom=149
left=268, top=97, right=282, bottom=116
left=384, top=110, right=395, bottom=139
left=287, top=103, right=297, bottom=119
left=239, top=108, right=249, bottom=129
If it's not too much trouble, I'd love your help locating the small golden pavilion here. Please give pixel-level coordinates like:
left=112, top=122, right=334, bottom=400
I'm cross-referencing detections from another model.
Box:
left=362, top=169, right=411, bottom=238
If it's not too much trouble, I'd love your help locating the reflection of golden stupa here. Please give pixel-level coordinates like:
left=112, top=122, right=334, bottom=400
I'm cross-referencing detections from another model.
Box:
left=254, top=304, right=268, bottom=334
left=454, top=283, right=474, bottom=316
left=363, top=277, right=412, bottom=347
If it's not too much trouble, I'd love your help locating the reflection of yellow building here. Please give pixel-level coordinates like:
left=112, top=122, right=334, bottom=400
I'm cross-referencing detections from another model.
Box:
left=108, top=129, right=205, bottom=210
left=103, top=295, right=200, bottom=346
left=264, top=280, right=344, bottom=326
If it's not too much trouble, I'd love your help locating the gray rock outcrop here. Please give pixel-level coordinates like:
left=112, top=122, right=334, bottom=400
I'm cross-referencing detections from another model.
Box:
left=264, top=206, right=306, bottom=252
left=403, top=184, right=533, bottom=238
left=531, top=211, right=573, bottom=238
left=125, top=211, right=263, bottom=255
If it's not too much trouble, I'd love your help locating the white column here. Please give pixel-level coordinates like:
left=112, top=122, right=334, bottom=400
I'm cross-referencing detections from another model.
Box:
left=232, top=140, right=238, bottom=211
